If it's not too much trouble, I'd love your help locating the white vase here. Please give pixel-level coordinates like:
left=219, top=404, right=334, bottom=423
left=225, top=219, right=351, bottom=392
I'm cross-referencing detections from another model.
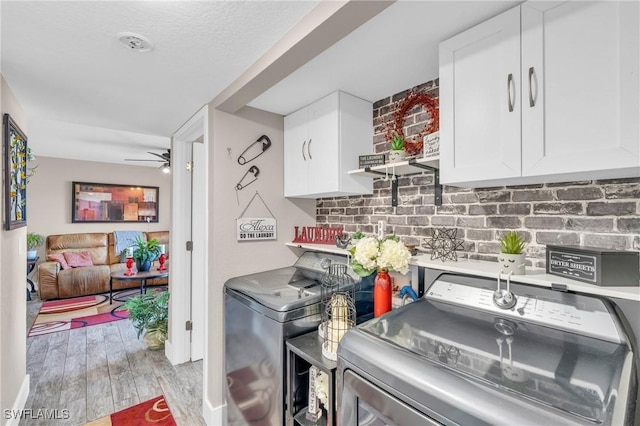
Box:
left=498, top=253, right=526, bottom=275
left=388, top=150, right=407, bottom=163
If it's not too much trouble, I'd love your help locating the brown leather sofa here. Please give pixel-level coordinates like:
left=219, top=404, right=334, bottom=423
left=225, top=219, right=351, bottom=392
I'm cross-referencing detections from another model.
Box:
left=38, top=231, right=169, bottom=300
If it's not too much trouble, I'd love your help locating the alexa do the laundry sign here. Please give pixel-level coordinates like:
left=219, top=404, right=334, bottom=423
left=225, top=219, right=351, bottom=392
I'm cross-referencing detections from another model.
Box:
left=237, top=192, right=277, bottom=241
left=236, top=191, right=278, bottom=241
left=237, top=218, right=276, bottom=241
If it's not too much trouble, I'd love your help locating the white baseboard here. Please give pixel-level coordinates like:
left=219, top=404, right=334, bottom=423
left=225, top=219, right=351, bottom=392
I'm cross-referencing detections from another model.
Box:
left=203, top=399, right=226, bottom=426
left=5, top=375, right=30, bottom=426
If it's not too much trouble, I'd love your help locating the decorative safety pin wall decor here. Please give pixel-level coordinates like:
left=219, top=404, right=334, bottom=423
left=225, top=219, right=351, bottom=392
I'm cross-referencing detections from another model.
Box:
left=238, top=135, right=271, bottom=165
left=236, top=165, right=260, bottom=191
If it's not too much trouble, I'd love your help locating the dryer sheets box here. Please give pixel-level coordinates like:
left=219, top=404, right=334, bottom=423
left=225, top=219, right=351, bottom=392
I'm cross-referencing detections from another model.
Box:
left=546, top=245, right=639, bottom=286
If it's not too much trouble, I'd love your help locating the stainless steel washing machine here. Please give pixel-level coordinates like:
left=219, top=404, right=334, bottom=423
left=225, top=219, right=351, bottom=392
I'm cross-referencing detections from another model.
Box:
left=338, top=271, right=639, bottom=425
left=224, top=251, right=373, bottom=426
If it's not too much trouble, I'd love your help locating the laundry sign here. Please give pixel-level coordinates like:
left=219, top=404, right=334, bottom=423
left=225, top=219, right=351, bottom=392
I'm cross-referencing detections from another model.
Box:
left=237, top=217, right=277, bottom=241
left=236, top=191, right=277, bottom=242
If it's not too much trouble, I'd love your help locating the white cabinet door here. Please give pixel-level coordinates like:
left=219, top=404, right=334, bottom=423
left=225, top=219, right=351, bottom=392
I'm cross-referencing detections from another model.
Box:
left=307, top=92, right=340, bottom=194
left=284, top=107, right=309, bottom=197
left=521, top=1, right=640, bottom=178
left=284, top=91, right=373, bottom=198
left=440, top=7, right=522, bottom=185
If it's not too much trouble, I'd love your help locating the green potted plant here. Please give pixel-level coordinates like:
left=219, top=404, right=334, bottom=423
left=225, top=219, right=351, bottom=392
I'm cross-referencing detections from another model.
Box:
left=388, top=135, right=407, bottom=163
left=132, top=236, right=161, bottom=272
left=26, top=232, right=45, bottom=260
left=498, top=231, right=527, bottom=275
left=123, top=290, right=169, bottom=350
left=351, top=231, right=365, bottom=241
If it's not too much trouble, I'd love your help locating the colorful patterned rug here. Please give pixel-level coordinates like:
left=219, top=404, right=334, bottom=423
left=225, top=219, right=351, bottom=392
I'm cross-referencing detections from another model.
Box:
left=28, top=290, right=139, bottom=337
left=83, top=395, right=176, bottom=426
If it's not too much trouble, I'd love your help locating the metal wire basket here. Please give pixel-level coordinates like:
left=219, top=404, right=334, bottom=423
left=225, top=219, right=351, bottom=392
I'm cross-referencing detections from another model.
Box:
left=320, top=264, right=356, bottom=360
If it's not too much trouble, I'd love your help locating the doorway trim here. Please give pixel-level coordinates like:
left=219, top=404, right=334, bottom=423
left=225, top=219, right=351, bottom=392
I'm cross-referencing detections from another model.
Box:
left=166, top=105, right=209, bottom=366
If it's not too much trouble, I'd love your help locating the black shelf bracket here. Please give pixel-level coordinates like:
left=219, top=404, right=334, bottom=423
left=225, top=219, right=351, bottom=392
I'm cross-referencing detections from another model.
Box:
left=407, top=159, right=442, bottom=206
left=364, top=160, right=442, bottom=207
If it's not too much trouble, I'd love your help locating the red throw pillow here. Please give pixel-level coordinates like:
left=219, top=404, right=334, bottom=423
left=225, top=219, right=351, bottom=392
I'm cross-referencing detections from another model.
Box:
left=62, top=251, right=94, bottom=268
left=47, top=253, right=71, bottom=270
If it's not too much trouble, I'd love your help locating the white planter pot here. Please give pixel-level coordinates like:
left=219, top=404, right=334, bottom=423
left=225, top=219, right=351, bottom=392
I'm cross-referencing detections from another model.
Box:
left=498, top=253, right=526, bottom=275
left=27, top=250, right=37, bottom=260
left=388, top=150, right=407, bottom=163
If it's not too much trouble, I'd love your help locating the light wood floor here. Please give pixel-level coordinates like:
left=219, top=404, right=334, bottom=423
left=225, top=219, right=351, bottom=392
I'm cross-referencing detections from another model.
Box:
left=23, top=295, right=207, bottom=426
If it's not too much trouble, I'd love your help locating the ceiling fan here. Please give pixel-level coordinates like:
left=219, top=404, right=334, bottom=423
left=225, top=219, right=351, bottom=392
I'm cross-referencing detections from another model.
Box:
left=125, top=150, right=171, bottom=173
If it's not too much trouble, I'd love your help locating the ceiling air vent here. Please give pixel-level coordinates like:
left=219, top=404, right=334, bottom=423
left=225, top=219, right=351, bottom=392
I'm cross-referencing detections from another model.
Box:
left=117, top=32, right=154, bottom=53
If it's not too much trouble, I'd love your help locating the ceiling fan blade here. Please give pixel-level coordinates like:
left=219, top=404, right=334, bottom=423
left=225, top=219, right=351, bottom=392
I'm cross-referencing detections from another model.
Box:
left=148, top=152, right=169, bottom=160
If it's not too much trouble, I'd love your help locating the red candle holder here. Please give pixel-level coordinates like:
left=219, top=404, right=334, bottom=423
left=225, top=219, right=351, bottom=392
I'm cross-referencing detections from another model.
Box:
left=124, top=256, right=136, bottom=276
left=157, top=253, right=167, bottom=271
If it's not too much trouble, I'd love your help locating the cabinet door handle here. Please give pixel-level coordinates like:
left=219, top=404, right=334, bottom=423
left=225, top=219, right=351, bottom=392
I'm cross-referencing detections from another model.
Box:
left=308, top=139, right=312, bottom=160
left=528, top=67, right=536, bottom=107
left=302, top=140, right=307, bottom=161
left=507, top=73, right=514, bottom=112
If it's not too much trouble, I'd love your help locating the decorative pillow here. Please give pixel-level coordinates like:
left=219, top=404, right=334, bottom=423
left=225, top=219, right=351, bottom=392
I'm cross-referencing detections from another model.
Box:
left=47, top=253, right=71, bottom=270
left=62, top=251, right=94, bottom=268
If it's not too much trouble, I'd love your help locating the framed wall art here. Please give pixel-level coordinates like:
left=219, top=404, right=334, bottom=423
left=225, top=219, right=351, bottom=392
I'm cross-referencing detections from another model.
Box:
left=3, top=114, right=28, bottom=230
left=72, top=182, right=159, bottom=223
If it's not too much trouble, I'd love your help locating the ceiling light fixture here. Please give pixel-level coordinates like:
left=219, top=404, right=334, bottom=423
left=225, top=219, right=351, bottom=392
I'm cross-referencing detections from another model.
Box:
left=160, top=163, right=171, bottom=174
left=117, top=32, right=154, bottom=52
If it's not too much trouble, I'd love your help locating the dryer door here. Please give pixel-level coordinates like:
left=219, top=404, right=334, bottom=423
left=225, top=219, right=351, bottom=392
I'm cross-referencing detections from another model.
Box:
left=340, top=369, right=442, bottom=426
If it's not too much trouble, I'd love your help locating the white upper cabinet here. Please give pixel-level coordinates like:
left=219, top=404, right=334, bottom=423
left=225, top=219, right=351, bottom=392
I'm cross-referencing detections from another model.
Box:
left=440, top=7, right=522, bottom=185
left=440, top=1, right=639, bottom=187
left=521, top=1, right=639, bottom=178
left=284, top=91, right=373, bottom=198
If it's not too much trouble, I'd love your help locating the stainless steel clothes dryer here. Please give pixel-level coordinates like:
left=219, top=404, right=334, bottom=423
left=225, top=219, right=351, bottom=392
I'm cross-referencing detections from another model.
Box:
left=338, top=271, right=639, bottom=426
left=225, top=251, right=373, bottom=426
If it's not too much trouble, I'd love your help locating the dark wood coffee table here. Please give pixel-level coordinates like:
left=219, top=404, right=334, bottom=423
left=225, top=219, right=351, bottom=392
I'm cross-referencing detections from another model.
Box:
left=109, top=267, right=169, bottom=304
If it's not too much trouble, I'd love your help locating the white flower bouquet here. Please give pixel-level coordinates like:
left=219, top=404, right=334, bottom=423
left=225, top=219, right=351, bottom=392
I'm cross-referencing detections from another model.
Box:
left=349, top=235, right=412, bottom=277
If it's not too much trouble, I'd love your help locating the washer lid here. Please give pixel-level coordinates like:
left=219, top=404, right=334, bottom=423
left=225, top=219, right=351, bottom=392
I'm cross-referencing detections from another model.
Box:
left=223, top=251, right=355, bottom=313
left=341, top=298, right=633, bottom=425
left=224, top=266, right=322, bottom=312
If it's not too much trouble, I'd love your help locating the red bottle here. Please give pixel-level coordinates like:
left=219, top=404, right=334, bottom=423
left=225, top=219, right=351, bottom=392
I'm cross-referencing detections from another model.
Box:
left=374, top=269, right=392, bottom=317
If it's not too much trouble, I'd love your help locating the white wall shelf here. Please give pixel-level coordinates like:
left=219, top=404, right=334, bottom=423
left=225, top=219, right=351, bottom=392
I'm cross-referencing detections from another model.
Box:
left=412, top=255, right=640, bottom=302
left=348, top=157, right=441, bottom=206
left=286, top=242, right=350, bottom=256
left=286, top=243, right=640, bottom=302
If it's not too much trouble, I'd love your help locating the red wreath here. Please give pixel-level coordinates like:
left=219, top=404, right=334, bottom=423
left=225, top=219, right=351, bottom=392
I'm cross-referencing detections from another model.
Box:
left=379, top=90, right=439, bottom=156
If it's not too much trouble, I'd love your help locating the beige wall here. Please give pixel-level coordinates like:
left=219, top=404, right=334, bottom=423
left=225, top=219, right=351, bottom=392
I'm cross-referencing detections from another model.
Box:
left=26, top=156, right=172, bottom=261
left=206, top=106, right=315, bottom=411
left=1, top=75, right=28, bottom=424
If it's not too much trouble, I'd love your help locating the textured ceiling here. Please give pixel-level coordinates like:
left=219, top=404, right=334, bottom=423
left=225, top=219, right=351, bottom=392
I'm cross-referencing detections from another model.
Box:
left=1, top=1, right=521, bottom=167
left=1, top=0, right=318, bottom=165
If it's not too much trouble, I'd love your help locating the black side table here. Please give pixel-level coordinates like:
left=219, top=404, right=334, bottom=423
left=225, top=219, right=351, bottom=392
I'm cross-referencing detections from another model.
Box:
left=26, top=256, right=39, bottom=301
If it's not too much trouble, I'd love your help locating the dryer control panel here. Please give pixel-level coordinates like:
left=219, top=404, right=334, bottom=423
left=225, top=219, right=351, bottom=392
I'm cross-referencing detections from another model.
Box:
left=427, top=279, right=622, bottom=343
